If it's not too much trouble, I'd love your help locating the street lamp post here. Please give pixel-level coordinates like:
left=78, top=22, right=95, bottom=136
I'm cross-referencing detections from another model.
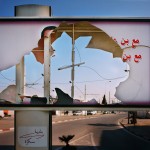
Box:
left=109, top=91, right=110, bottom=104
left=84, top=84, right=86, bottom=102
left=109, top=81, right=111, bottom=104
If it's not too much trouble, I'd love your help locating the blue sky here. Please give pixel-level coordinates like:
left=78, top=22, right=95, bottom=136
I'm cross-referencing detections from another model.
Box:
left=0, top=0, right=150, bottom=103
left=0, top=0, right=150, bottom=17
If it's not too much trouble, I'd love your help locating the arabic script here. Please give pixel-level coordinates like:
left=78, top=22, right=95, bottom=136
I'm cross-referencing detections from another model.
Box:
left=18, top=127, right=47, bottom=147
left=123, top=54, right=142, bottom=63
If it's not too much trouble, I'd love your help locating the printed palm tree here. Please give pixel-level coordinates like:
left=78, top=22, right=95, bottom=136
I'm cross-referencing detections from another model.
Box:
left=59, top=135, right=75, bottom=146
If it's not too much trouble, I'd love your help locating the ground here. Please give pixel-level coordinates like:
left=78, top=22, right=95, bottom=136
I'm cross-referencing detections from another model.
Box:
left=120, top=118, right=150, bottom=142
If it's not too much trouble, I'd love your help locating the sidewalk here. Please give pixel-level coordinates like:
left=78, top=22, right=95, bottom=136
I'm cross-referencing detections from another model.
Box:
left=52, top=113, right=104, bottom=125
left=120, top=118, right=150, bottom=142
left=0, top=116, right=14, bottom=132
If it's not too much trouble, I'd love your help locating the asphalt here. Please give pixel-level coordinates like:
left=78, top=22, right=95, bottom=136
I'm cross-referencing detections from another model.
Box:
left=0, top=116, right=14, bottom=132
left=120, top=118, right=150, bottom=142
left=0, top=114, right=101, bottom=132
left=1, top=114, right=150, bottom=143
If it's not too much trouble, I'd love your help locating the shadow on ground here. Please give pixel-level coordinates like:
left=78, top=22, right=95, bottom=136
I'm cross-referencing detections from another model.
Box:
left=125, top=126, right=150, bottom=141
left=0, top=145, right=100, bottom=150
left=1, top=125, right=150, bottom=150
left=0, top=146, right=14, bottom=150
left=98, top=127, right=150, bottom=150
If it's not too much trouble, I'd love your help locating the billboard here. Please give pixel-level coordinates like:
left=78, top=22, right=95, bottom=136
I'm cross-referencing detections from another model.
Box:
left=0, top=18, right=150, bottom=107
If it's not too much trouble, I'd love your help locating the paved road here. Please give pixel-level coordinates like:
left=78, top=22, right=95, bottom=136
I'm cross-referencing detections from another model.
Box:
left=0, top=131, right=14, bottom=145
left=0, top=117, right=14, bottom=146
left=52, top=113, right=150, bottom=150
left=0, top=116, right=14, bottom=131
left=1, top=113, right=150, bottom=150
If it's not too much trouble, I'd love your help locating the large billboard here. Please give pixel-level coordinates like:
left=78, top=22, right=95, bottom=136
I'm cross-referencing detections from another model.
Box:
left=0, top=18, right=150, bottom=106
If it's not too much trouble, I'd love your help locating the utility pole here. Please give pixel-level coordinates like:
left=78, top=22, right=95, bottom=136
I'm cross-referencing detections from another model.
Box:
left=109, top=91, right=110, bottom=104
left=109, top=81, right=111, bottom=104
left=58, top=24, right=85, bottom=98
left=83, top=84, right=87, bottom=116
left=71, top=24, right=75, bottom=98
left=84, top=84, right=86, bottom=102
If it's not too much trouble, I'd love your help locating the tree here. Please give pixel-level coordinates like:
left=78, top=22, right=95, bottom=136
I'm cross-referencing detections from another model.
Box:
left=102, top=94, right=107, bottom=105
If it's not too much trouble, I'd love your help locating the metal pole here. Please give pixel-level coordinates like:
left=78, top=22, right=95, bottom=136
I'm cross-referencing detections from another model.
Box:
left=109, top=91, right=110, bottom=104
left=49, top=112, right=52, bottom=150
left=109, top=81, right=111, bottom=104
left=84, top=84, right=87, bottom=115
left=84, top=84, right=86, bottom=101
left=49, top=35, right=53, bottom=104
left=16, top=57, right=24, bottom=103
left=71, top=24, right=75, bottom=98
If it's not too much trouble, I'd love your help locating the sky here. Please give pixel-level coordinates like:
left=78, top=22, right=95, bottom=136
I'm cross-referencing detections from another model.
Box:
left=0, top=0, right=150, bottom=103
left=0, top=0, right=150, bottom=17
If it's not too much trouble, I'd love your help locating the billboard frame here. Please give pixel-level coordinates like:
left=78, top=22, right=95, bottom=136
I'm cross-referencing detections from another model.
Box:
left=0, top=17, right=150, bottom=111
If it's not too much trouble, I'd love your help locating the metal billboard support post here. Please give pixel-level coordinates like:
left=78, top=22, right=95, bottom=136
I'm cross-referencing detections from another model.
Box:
left=16, top=57, right=24, bottom=103
left=44, top=32, right=53, bottom=150
left=15, top=5, right=52, bottom=150
left=44, top=36, right=50, bottom=102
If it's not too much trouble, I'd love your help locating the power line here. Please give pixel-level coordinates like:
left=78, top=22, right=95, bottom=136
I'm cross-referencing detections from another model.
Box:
left=74, top=84, right=84, bottom=95
left=0, top=81, right=12, bottom=85
left=74, top=45, right=82, bottom=63
left=80, top=66, right=127, bottom=81
left=25, top=76, right=43, bottom=88
left=0, top=72, right=15, bottom=82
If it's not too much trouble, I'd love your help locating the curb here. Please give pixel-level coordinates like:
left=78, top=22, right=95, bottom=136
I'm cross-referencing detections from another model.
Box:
left=0, top=128, right=14, bottom=133
left=52, top=116, right=99, bottom=124
left=119, top=118, right=150, bottom=143
left=0, top=116, right=99, bottom=132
